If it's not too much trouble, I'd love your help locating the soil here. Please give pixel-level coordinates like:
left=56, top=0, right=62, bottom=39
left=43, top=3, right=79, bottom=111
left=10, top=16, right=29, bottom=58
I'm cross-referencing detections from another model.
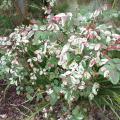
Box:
left=0, top=80, right=118, bottom=120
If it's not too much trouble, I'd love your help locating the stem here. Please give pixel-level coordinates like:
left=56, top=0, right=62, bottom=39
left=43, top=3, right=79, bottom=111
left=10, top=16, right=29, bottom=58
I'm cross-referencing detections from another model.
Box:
left=3, top=83, right=11, bottom=100
left=25, top=102, right=49, bottom=120
left=112, top=0, right=117, bottom=9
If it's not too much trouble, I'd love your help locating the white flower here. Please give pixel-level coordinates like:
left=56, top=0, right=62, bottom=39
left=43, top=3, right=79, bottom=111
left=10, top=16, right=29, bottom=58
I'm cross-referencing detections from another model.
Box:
left=84, top=71, right=91, bottom=79
left=21, top=36, right=29, bottom=43
left=25, top=47, right=28, bottom=52
left=10, top=69, right=15, bottom=74
left=92, top=9, right=102, bottom=18
left=70, top=96, right=75, bottom=101
left=94, top=44, right=101, bottom=51
left=39, top=70, right=43, bottom=75
left=0, top=114, right=7, bottom=119
left=104, top=31, right=111, bottom=36
left=42, top=108, right=47, bottom=113
left=78, top=85, right=85, bottom=90
left=37, top=54, right=42, bottom=62
left=52, top=12, right=72, bottom=27
left=33, top=68, right=39, bottom=73
left=89, top=93, right=94, bottom=100
left=104, top=70, right=110, bottom=78
left=100, top=66, right=107, bottom=72
left=34, top=50, right=42, bottom=54
left=9, top=32, right=15, bottom=38
left=43, top=113, right=48, bottom=118
left=65, top=71, right=71, bottom=76
left=68, top=35, right=76, bottom=43
left=30, top=74, right=37, bottom=80
left=47, top=23, right=59, bottom=31
left=92, top=82, right=100, bottom=95
left=11, top=59, right=19, bottom=65
left=106, top=36, right=111, bottom=43
left=62, top=79, right=68, bottom=85
left=27, top=59, right=32, bottom=62
left=46, top=88, right=53, bottom=95
left=78, top=81, right=85, bottom=89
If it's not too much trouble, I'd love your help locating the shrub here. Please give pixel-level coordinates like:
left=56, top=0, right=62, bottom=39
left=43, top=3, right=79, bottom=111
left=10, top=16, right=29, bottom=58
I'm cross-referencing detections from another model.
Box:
left=0, top=3, right=120, bottom=119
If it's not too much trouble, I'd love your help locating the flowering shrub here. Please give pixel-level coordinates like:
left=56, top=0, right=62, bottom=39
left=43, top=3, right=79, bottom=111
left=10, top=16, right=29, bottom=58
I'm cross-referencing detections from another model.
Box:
left=0, top=5, right=120, bottom=119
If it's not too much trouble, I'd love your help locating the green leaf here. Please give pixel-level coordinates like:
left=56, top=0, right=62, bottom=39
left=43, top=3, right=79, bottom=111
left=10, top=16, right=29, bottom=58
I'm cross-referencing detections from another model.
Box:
left=26, top=94, right=33, bottom=101
left=26, top=86, right=34, bottom=94
left=72, top=106, right=79, bottom=115
left=50, top=93, right=58, bottom=105
left=47, top=56, right=58, bottom=66
left=75, top=55, right=82, bottom=63
left=67, top=52, right=75, bottom=65
left=109, top=70, right=120, bottom=84
left=111, top=58, right=120, bottom=64
left=39, top=25, right=47, bottom=31
left=72, top=106, right=84, bottom=120
left=116, top=64, right=120, bottom=71
left=49, top=72, right=56, bottom=80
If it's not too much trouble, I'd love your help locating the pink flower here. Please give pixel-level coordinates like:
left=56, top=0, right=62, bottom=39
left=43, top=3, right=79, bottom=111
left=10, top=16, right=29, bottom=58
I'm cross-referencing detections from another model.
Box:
left=11, top=59, right=19, bottom=65
left=52, top=16, right=61, bottom=23
left=52, top=13, right=72, bottom=26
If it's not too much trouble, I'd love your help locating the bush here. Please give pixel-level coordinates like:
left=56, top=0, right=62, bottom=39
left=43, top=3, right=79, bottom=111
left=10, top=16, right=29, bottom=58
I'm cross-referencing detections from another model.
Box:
left=0, top=2, right=120, bottom=119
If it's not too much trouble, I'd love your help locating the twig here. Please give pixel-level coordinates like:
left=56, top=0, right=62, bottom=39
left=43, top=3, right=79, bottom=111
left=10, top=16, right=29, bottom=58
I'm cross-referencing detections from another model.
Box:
left=25, top=102, right=49, bottom=120
left=3, top=83, right=10, bottom=100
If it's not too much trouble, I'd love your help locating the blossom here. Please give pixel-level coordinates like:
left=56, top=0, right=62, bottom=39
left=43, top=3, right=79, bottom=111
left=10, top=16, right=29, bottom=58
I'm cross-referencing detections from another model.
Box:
left=30, top=74, right=37, bottom=80
left=92, top=82, right=100, bottom=95
left=94, top=44, right=101, bottom=51
left=91, top=9, right=102, bottom=18
left=62, top=79, right=68, bottom=85
left=104, top=31, right=111, bottom=36
left=78, top=85, right=85, bottom=90
left=89, top=93, right=94, bottom=100
left=46, top=88, right=53, bottom=95
left=84, top=71, right=91, bottom=79
left=47, top=22, right=59, bottom=31
left=100, top=66, right=107, bottom=72
left=11, top=59, right=19, bottom=65
left=52, top=12, right=72, bottom=27
left=34, top=50, right=42, bottom=54
left=104, top=70, right=110, bottom=78
left=42, top=6, right=52, bottom=15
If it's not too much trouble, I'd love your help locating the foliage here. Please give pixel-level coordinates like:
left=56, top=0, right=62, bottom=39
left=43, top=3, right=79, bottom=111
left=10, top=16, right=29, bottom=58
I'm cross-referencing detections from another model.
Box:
left=0, top=1, right=120, bottom=119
